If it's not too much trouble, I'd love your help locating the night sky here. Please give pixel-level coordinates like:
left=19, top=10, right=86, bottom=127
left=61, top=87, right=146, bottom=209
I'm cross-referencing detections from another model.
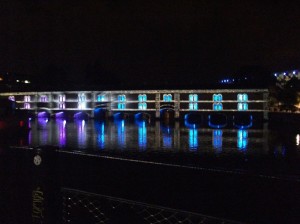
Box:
left=1, top=0, right=300, bottom=88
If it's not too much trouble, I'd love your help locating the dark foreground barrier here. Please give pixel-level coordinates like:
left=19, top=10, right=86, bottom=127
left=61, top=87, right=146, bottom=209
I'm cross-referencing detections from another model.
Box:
left=1, top=146, right=300, bottom=223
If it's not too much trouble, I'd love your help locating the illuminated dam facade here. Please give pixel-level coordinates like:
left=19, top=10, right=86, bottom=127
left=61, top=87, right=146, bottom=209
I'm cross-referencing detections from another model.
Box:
left=0, top=89, right=268, bottom=124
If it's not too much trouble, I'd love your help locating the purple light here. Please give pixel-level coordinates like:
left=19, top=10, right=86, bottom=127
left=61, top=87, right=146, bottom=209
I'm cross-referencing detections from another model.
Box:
left=74, top=112, right=88, bottom=120
left=38, top=111, right=49, bottom=118
left=57, top=119, right=66, bottom=146
left=55, top=112, right=65, bottom=119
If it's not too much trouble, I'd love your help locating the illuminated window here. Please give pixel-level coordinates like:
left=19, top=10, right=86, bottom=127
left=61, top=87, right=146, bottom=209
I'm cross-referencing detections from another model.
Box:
left=138, top=94, right=147, bottom=109
left=213, top=94, right=222, bottom=102
left=118, top=103, right=126, bottom=109
left=59, top=95, right=65, bottom=102
left=117, top=95, right=126, bottom=109
left=237, top=93, right=248, bottom=111
left=117, top=95, right=126, bottom=102
left=238, top=103, right=248, bottom=111
left=237, top=93, right=248, bottom=102
left=8, top=96, right=15, bottom=101
left=40, top=95, right=47, bottom=102
left=189, top=94, right=198, bottom=110
left=138, top=102, right=147, bottom=110
left=24, top=103, right=30, bottom=109
left=213, top=94, right=222, bottom=111
left=138, top=94, right=147, bottom=102
left=97, top=95, right=105, bottom=102
left=189, top=94, right=198, bottom=102
left=163, top=94, right=172, bottom=102
left=59, top=103, right=65, bottom=109
left=24, top=96, right=30, bottom=102
left=213, top=103, right=223, bottom=111
left=78, top=93, right=86, bottom=109
left=189, top=103, right=198, bottom=110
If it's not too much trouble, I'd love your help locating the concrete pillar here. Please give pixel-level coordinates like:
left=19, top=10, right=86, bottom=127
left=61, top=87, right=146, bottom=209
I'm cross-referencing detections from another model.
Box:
left=107, top=92, right=113, bottom=118
left=263, top=91, right=269, bottom=120
left=90, top=92, right=96, bottom=118
left=174, top=93, right=180, bottom=119
left=155, top=93, right=160, bottom=119
left=174, top=121, right=180, bottom=149
left=35, top=93, right=38, bottom=116
left=155, top=120, right=161, bottom=148
left=49, top=93, right=53, bottom=116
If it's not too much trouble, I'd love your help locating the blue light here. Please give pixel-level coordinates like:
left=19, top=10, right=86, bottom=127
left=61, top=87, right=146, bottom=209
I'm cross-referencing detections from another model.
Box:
left=213, top=103, right=223, bottom=111
left=213, top=129, right=222, bottom=149
left=116, top=119, right=126, bottom=148
left=163, top=94, right=172, bottom=102
left=138, top=94, right=147, bottom=102
left=189, top=129, right=198, bottom=150
left=237, top=130, right=248, bottom=151
left=189, top=102, right=198, bottom=110
left=138, top=102, right=147, bottom=110
left=118, top=103, right=126, bottom=109
left=97, top=95, right=105, bottom=102
left=213, top=94, right=222, bottom=102
left=162, top=125, right=172, bottom=148
left=138, top=121, right=147, bottom=150
left=94, top=122, right=105, bottom=149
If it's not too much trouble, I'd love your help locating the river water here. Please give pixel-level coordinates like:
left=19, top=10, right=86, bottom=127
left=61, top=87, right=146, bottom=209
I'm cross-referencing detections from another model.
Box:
left=8, top=118, right=299, bottom=177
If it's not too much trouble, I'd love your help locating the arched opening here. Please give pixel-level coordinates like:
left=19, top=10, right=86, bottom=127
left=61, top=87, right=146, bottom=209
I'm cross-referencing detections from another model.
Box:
left=55, top=111, right=65, bottom=119
left=160, top=106, right=175, bottom=123
left=233, top=114, right=253, bottom=129
left=94, top=108, right=108, bottom=120
left=208, top=113, right=227, bottom=128
left=37, top=111, right=51, bottom=119
left=74, top=112, right=89, bottom=120
left=135, top=112, right=151, bottom=122
left=184, top=113, right=202, bottom=126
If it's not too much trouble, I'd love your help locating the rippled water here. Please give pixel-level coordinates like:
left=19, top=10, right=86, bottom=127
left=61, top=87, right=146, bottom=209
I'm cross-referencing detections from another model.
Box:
left=3, top=118, right=289, bottom=176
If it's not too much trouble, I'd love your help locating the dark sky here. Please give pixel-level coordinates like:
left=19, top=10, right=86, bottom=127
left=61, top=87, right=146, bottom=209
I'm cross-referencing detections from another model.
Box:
left=1, top=0, right=300, bottom=87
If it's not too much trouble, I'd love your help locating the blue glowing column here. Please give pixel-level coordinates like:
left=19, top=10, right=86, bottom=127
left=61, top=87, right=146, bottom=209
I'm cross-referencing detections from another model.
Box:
left=189, top=128, right=198, bottom=151
left=57, top=119, right=66, bottom=147
left=212, top=129, right=223, bottom=152
left=117, top=120, right=126, bottom=148
left=37, top=118, right=49, bottom=145
left=237, top=130, right=248, bottom=151
left=96, top=122, right=105, bottom=149
left=76, top=120, right=87, bottom=148
left=138, top=121, right=147, bottom=150
left=162, top=126, right=172, bottom=149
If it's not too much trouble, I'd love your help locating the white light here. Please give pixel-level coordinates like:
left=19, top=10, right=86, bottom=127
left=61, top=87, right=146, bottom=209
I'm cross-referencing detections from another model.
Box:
left=293, top=71, right=296, bottom=75
left=16, top=80, right=19, bottom=82
left=296, top=134, right=300, bottom=146
left=24, top=80, right=30, bottom=84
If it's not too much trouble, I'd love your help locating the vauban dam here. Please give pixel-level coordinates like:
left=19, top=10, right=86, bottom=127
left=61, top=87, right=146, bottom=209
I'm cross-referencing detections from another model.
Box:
left=0, top=89, right=268, bottom=126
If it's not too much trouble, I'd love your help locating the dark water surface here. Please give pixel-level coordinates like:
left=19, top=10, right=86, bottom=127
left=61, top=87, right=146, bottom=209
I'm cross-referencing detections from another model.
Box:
left=1, top=118, right=300, bottom=223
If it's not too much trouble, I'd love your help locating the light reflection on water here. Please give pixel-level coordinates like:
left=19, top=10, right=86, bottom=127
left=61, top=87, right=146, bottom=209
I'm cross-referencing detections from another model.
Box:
left=24, top=119, right=300, bottom=157
left=28, top=118, right=266, bottom=153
